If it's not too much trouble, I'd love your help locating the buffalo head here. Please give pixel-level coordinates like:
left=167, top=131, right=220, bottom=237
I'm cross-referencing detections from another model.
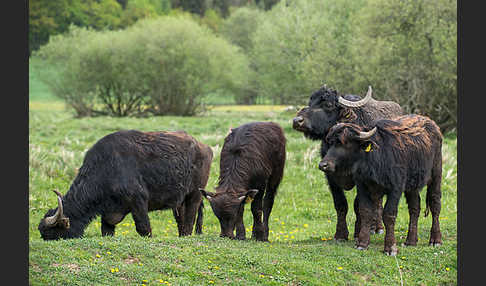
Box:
left=38, top=190, right=71, bottom=240
left=293, top=86, right=373, bottom=140
left=200, top=188, right=258, bottom=239
left=319, top=123, right=377, bottom=173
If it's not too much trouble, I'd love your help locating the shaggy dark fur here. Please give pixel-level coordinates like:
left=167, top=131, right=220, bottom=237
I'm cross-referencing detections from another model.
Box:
left=320, top=115, right=443, bottom=255
left=38, top=130, right=213, bottom=240
left=201, top=122, right=286, bottom=241
left=292, top=85, right=403, bottom=240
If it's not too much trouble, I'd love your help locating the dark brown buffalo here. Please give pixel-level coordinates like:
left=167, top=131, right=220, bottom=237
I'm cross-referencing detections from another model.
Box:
left=200, top=122, right=286, bottom=241
left=292, top=85, right=403, bottom=241
left=38, top=130, right=213, bottom=240
left=320, top=114, right=443, bottom=255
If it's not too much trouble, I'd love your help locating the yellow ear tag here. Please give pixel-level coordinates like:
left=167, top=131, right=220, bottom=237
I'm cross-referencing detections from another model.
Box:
left=365, top=143, right=372, bottom=153
left=245, top=196, right=253, bottom=204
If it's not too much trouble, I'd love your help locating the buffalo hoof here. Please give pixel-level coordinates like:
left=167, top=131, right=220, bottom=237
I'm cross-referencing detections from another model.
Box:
left=402, top=242, right=417, bottom=247
left=429, top=236, right=442, bottom=247
left=384, top=245, right=399, bottom=256
left=251, top=236, right=267, bottom=242
left=371, top=228, right=384, bottom=235
left=334, top=233, right=349, bottom=241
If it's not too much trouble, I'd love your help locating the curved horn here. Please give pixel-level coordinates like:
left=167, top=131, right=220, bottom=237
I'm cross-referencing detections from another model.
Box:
left=338, top=86, right=373, bottom=108
left=358, top=127, right=377, bottom=140
left=43, top=190, right=64, bottom=227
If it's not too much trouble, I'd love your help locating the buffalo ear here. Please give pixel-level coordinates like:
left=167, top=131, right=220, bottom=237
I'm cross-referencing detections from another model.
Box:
left=199, top=188, right=215, bottom=201
left=237, top=189, right=259, bottom=204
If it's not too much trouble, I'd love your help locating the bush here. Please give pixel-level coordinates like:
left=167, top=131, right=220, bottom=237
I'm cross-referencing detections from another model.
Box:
left=33, top=16, right=250, bottom=117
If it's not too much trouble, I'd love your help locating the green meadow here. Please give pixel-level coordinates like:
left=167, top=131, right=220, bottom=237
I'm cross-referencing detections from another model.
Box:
left=29, top=66, right=457, bottom=285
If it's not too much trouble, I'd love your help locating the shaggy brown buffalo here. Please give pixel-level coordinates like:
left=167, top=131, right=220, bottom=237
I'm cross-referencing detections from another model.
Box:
left=201, top=122, right=286, bottom=241
left=320, top=114, right=443, bottom=255
left=293, top=85, right=403, bottom=241
left=38, top=130, right=213, bottom=240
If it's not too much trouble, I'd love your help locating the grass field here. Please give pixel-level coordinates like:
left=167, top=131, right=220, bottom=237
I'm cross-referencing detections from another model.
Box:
left=29, top=67, right=457, bottom=285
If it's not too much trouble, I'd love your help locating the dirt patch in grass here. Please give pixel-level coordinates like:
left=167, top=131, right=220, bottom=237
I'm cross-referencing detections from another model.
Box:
left=123, top=256, right=141, bottom=264
left=51, top=263, right=80, bottom=273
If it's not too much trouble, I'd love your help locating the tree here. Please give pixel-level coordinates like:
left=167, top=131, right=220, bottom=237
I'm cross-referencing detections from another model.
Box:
left=352, top=0, right=457, bottom=132
left=251, top=0, right=364, bottom=104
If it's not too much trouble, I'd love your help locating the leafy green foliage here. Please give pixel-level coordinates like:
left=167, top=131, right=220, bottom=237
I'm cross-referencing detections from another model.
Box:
left=250, top=0, right=456, bottom=132
left=220, top=7, right=265, bottom=104
left=221, top=7, right=264, bottom=53
left=33, top=17, right=250, bottom=117
left=251, top=0, right=365, bottom=104
left=29, top=0, right=172, bottom=55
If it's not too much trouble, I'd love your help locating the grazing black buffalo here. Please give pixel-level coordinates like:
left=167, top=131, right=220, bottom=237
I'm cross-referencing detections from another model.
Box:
left=319, top=114, right=443, bottom=255
left=293, top=85, right=403, bottom=240
left=38, top=130, right=213, bottom=240
left=200, top=122, right=286, bottom=241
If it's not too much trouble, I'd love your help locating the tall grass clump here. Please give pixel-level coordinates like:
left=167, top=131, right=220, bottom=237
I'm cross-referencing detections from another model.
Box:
left=33, top=16, right=250, bottom=117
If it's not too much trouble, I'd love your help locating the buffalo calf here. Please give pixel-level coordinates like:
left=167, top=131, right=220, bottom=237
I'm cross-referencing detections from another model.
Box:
left=320, top=115, right=443, bottom=255
left=201, top=122, right=286, bottom=241
left=38, top=130, right=213, bottom=240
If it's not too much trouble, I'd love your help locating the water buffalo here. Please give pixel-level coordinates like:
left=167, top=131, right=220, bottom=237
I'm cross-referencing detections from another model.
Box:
left=319, top=114, right=443, bottom=255
left=292, top=85, right=403, bottom=240
left=200, top=122, right=286, bottom=241
left=38, top=130, right=213, bottom=240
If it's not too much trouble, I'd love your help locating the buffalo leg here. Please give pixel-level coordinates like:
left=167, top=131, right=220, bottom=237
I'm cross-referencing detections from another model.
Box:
left=355, top=184, right=374, bottom=250
left=373, top=197, right=384, bottom=234
left=355, top=193, right=384, bottom=238
left=235, top=206, right=246, bottom=240
left=353, top=194, right=361, bottom=240
left=101, top=213, right=126, bottom=236
left=262, top=170, right=282, bottom=242
left=250, top=186, right=265, bottom=241
left=173, top=205, right=185, bottom=237
left=101, top=218, right=116, bottom=236
left=130, top=200, right=152, bottom=237
left=262, top=189, right=276, bottom=242
left=195, top=202, right=204, bottom=235
left=327, top=178, right=349, bottom=240
left=181, top=191, right=201, bottom=236
left=404, top=190, right=420, bottom=246
left=382, top=191, right=401, bottom=256
left=427, top=161, right=443, bottom=246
